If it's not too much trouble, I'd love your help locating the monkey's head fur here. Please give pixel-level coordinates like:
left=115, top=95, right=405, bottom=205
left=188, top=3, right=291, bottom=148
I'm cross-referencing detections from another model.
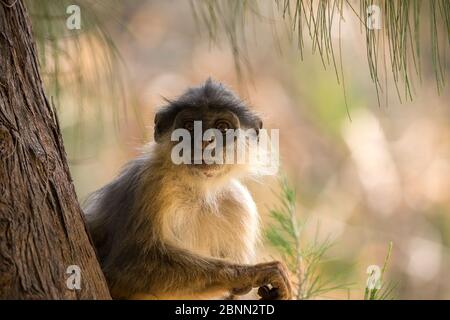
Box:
left=151, top=79, right=264, bottom=182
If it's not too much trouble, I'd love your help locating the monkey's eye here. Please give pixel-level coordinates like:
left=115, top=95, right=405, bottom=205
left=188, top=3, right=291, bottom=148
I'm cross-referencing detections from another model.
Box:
left=216, top=120, right=232, bottom=133
left=183, top=120, right=194, bottom=131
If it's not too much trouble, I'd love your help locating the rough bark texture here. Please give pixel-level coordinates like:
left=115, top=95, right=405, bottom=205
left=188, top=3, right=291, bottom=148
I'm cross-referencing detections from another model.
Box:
left=0, top=0, right=111, bottom=299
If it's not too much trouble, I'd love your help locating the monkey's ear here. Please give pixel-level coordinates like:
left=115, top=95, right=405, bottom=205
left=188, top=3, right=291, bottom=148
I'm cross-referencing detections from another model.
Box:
left=154, top=108, right=173, bottom=143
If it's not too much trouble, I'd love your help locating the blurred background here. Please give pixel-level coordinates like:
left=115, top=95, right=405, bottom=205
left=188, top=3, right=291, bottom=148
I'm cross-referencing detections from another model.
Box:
left=29, top=0, right=449, bottom=299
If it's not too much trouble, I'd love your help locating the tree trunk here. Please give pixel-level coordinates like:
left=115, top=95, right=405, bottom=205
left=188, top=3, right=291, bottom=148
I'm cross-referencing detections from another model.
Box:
left=0, top=0, right=111, bottom=299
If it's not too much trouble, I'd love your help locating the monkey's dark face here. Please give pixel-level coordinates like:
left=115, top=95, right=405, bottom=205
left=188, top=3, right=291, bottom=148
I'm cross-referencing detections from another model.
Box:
left=173, top=108, right=240, bottom=172
left=154, top=79, right=262, bottom=177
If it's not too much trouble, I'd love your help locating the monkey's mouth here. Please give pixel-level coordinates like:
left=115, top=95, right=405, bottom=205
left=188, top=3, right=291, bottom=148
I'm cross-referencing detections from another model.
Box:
left=190, top=162, right=222, bottom=169
left=187, top=162, right=224, bottom=176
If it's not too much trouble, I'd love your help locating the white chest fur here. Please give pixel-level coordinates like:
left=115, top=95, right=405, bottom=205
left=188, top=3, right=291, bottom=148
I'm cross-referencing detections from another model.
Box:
left=161, top=180, right=259, bottom=264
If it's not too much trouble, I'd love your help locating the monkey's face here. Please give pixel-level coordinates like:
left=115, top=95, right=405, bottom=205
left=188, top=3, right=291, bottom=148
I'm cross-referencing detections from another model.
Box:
left=172, top=108, right=244, bottom=176
left=154, top=80, right=263, bottom=179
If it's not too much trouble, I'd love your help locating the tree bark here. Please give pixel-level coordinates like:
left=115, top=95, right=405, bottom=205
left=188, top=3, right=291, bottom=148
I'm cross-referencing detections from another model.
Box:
left=0, top=0, right=111, bottom=299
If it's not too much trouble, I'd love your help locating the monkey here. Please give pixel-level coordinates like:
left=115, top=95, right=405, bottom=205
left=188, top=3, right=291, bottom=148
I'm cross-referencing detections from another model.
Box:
left=83, top=79, right=292, bottom=300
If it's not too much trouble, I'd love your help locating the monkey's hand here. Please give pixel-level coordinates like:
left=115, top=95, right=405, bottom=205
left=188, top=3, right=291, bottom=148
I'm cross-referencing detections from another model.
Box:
left=230, top=261, right=292, bottom=300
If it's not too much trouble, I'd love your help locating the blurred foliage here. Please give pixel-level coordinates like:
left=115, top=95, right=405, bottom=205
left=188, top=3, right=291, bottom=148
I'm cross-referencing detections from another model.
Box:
left=364, top=242, right=396, bottom=300
left=26, top=0, right=129, bottom=160
left=293, top=59, right=364, bottom=136
left=192, top=0, right=449, bottom=104
left=266, top=179, right=398, bottom=299
left=265, top=178, right=350, bottom=299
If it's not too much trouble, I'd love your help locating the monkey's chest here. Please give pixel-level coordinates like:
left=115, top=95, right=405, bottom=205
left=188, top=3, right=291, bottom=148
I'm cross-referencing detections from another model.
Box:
left=162, top=201, right=257, bottom=264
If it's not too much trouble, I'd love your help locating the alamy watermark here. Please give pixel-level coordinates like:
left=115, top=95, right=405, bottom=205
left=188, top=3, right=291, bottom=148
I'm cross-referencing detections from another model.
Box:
left=366, top=264, right=382, bottom=290
left=367, top=5, right=382, bottom=30
left=66, top=265, right=81, bottom=290
left=66, top=5, right=81, bottom=30
left=170, top=121, right=279, bottom=175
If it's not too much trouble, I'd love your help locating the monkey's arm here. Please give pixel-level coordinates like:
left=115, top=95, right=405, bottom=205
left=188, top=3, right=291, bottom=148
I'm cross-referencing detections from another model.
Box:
left=105, top=242, right=292, bottom=299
